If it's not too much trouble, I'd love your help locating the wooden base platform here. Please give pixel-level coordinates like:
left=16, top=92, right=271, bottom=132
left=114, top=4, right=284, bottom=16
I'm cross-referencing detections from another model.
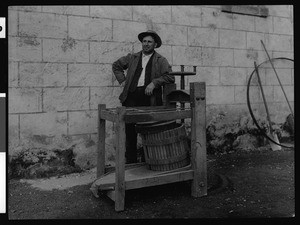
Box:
left=90, top=163, right=193, bottom=198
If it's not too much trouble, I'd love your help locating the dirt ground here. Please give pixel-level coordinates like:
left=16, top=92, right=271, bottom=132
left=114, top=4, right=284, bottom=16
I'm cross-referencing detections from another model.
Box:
left=7, top=148, right=294, bottom=219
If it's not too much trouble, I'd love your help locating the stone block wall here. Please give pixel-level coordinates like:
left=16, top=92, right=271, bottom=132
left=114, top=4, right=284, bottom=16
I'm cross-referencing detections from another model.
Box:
left=8, top=5, right=294, bottom=167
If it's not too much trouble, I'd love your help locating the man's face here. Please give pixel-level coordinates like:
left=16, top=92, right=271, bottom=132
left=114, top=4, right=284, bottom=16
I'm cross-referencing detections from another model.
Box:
left=142, top=35, right=156, bottom=55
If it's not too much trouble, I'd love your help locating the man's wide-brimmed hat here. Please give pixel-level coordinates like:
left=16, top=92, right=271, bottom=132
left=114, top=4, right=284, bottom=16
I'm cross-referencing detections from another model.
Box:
left=138, top=30, right=162, bottom=48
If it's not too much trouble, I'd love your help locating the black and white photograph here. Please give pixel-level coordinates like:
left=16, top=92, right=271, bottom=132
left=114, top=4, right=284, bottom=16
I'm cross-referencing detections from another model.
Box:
left=4, top=5, right=294, bottom=219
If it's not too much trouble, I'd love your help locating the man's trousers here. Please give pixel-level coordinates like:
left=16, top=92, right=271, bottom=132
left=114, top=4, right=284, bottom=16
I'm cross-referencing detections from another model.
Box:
left=122, top=86, right=162, bottom=163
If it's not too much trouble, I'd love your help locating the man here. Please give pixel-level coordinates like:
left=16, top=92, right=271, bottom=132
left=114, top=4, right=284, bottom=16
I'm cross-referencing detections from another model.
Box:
left=112, top=30, right=175, bottom=163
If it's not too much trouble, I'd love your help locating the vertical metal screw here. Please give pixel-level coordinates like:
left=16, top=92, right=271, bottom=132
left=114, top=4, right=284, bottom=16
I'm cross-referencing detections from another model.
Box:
left=180, top=65, right=184, bottom=72
left=180, top=65, right=185, bottom=90
left=180, top=65, right=185, bottom=123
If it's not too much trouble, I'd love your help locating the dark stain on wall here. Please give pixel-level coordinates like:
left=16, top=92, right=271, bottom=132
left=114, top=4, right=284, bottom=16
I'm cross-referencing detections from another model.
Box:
left=246, top=48, right=258, bottom=61
left=61, top=36, right=76, bottom=52
left=18, top=36, right=40, bottom=47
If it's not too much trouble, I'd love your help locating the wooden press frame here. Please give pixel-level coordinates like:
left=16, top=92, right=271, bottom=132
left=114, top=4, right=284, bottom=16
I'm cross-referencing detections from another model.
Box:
left=95, top=82, right=207, bottom=211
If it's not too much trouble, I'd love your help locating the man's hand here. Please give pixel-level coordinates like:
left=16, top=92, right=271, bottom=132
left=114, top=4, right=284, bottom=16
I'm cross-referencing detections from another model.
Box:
left=145, top=82, right=155, bottom=96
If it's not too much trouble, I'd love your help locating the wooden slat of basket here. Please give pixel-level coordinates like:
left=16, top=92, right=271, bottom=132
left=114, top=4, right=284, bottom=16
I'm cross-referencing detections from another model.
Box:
left=146, top=153, right=188, bottom=165
left=159, top=132, right=165, bottom=171
left=141, top=124, right=190, bottom=171
left=168, top=130, right=175, bottom=171
left=170, top=132, right=174, bottom=169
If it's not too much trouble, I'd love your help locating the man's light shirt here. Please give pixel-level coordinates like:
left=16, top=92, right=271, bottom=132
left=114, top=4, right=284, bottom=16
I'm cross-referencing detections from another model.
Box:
left=137, top=52, right=153, bottom=87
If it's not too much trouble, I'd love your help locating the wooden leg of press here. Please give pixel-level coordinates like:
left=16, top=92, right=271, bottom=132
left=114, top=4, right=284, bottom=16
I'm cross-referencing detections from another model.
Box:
left=190, top=82, right=207, bottom=197
left=97, top=104, right=106, bottom=178
left=114, top=106, right=126, bottom=211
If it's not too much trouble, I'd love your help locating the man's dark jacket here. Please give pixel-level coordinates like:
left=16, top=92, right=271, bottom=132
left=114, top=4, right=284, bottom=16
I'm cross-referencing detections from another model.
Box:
left=112, top=50, right=175, bottom=105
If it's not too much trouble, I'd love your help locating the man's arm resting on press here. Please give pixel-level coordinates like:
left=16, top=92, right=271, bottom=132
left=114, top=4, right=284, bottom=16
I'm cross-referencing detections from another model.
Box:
left=151, top=58, right=174, bottom=88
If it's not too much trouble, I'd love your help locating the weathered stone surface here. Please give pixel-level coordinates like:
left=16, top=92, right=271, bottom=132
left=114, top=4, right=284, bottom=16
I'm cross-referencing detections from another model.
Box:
left=233, top=49, right=265, bottom=67
left=172, top=46, right=202, bottom=66
left=220, top=67, right=248, bottom=85
left=235, top=86, right=253, bottom=104
left=268, top=5, right=292, bottom=18
left=187, top=67, right=220, bottom=85
left=155, top=45, right=173, bottom=65
left=222, top=5, right=260, bottom=17
left=43, top=38, right=89, bottom=63
left=155, top=24, right=187, bottom=46
left=290, top=5, right=293, bottom=21
left=68, top=63, right=112, bottom=87
left=273, top=17, right=293, bottom=35
left=258, top=85, right=274, bottom=102
left=90, top=87, right=122, bottom=109
left=90, top=122, right=116, bottom=165
left=20, top=112, right=68, bottom=139
left=255, top=16, right=274, bottom=33
left=235, top=84, right=274, bottom=104
left=274, top=85, right=294, bottom=102
left=188, top=27, right=218, bottom=47
left=246, top=67, right=266, bottom=86
left=7, top=5, right=294, bottom=166
left=8, top=10, right=18, bottom=36
left=90, top=6, right=132, bottom=20
left=68, top=110, right=98, bottom=135
left=113, top=20, right=147, bottom=43
left=235, top=85, right=272, bottom=104
left=171, top=6, right=202, bottom=26
left=9, top=88, right=42, bottom=113
left=233, top=14, right=255, bottom=31
left=42, top=6, right=89, bottom=16
left=8, top=6, right=42, bottom=12
left=19, top=62, right=67, bottom=87
left=19, top=11, right=68, bottom=39
left=265, top=68, right=292, bottom=85
left=202, top=47, right=234, bottom=66
left=43, top=87, right=89, bottom=111
left=246, top=32, right=265, bottom=50
left=264, top=34, right=293, bottom=52
left=269, top=102, right=293, bottom=123
left=90, top=42, right=132, bottom=64
left=202, top=7, right=233, bottom=29
left=220, top=30, right=246, bottom=49
left=9, top=62, right=18, bottom=87
left=69, top=16, right=112, bottom=41
left=133, top=6, right=171, bottom=24
left=9, top=37, right=42, bottom=62
left=206, top=103, right=249, bottom=122
left=132, top=42, right=142, bottom=54
left=272, top=52, right=294, bottom=62
left=206, top=86, right=235, bottom=104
